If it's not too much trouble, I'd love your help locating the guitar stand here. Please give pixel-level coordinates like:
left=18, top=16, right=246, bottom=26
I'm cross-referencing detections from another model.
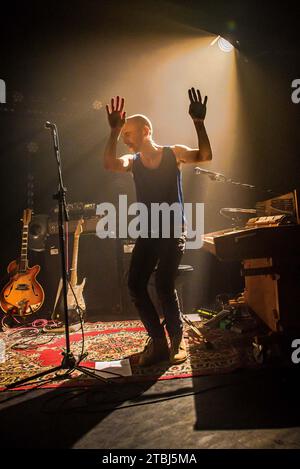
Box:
left=5, top=122, right=110, bottom=391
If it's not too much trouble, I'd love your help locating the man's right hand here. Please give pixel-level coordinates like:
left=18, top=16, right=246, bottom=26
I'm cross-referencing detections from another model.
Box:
left=106, top=96, right=126, bottom=130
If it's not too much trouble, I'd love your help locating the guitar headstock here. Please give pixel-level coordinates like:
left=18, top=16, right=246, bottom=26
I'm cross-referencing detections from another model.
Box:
left=22, top=208, right=32, bottom=226
left=74, top=218, right=84, bottom=237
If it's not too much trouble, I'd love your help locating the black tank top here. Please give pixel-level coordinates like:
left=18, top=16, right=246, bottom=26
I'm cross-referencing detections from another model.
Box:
left=132, top=146, right=185, bottom=237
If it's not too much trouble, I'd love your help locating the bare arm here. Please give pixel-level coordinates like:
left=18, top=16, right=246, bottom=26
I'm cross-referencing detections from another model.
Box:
left=103, top=96, right=132, bottom=173
left=174, top=87, right=212, bottom=164
left=104, top=128, right=133, bottom=172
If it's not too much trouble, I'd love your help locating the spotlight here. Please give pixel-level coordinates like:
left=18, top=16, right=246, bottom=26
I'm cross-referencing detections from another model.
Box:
left=92, top=100, right=103, bottom=110
left=218, top=37, right=234, bottom=53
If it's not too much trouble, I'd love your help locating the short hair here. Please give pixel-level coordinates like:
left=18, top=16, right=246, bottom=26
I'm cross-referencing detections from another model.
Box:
left=126, top=114, right=153, bottom=136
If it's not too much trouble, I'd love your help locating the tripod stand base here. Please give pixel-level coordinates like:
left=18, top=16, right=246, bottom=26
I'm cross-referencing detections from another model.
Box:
left=4, top=352, right=110, bottom=390
left=5, top=365, right=62, bottom=390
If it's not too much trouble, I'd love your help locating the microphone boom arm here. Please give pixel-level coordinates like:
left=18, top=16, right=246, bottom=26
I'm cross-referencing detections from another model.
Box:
left=194, top=167, right=277, bottom=195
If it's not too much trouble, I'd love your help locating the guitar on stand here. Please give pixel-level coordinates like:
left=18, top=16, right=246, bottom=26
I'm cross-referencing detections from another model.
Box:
left=52, top=218, right=86, bottom=325
left=0, top=209, right=45, bottom=317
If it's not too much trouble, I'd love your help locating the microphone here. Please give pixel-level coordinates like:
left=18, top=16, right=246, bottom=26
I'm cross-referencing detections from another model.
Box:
left=45, top=121, right=56, bottom=129
left=45, top=121, right=59, bottom=153
left=194, top=167, right=226, bottom=182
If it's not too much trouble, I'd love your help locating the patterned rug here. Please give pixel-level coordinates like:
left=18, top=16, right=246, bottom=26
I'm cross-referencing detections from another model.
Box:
left=0, top=319, right=258, bottom=390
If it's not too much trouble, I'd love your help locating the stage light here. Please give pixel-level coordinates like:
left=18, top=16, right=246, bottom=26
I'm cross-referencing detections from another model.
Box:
left=210, top=35, right=234, bottom=53
left=218, top=37, right=234, bottom=53
left=92, top=100, right=103, bottom=110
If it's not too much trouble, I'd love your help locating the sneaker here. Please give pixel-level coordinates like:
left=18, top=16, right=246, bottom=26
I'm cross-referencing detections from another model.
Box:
left=138, top=336, right=170, bottom=367
left=170, top=333, right=188, bottom=364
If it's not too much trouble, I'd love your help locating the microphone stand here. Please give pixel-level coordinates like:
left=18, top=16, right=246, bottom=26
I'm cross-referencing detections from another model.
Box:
left=194, top=167, right=279, bottom=197
left=5, top=122, right=109, bottom=390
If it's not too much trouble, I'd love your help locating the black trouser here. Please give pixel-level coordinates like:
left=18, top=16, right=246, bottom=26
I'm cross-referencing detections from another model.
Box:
left=128, top=236, right=185, bottom=338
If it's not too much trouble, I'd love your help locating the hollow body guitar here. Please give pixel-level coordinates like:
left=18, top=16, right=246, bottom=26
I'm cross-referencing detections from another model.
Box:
left=0, top=209, right=44, bottom=316
left=52, top=218, right=86, bottom=323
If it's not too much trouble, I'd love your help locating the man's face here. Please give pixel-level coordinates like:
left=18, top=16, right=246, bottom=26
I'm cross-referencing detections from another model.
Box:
left=121, top=121, right=145, bottom=153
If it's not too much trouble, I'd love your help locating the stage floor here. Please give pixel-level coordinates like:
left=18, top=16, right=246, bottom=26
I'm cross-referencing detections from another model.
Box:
left=0, top=365, right=300, bottom=449
left=1, top=310, right=300, bottom=449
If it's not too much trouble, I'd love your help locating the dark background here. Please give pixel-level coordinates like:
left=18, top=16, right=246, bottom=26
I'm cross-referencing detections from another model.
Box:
left=0, top=0, right=299, bottom=318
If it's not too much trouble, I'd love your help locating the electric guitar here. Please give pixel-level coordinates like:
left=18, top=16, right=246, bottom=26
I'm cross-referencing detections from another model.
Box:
left=52, top=218, right=86, bottom=322
left=0, top=209, right=45, bottom=316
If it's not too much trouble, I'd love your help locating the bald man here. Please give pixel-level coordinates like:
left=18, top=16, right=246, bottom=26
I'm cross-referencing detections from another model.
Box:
left=104, top=89, right=212, bottom=367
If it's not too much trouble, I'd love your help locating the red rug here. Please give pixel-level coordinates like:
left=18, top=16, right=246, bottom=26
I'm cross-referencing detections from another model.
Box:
left=0, top=319, right=257, bottom=390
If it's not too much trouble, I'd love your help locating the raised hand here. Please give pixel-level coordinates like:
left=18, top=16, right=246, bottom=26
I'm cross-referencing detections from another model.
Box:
left=106, top=96, right=126, bottom=130
left=188, top=88, right=207, bottom=121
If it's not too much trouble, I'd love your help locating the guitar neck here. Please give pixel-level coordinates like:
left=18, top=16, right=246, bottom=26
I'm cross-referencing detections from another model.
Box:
left=70, top=235, right=80, bottom=286
left=19, top=224, right=29, bottom=273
